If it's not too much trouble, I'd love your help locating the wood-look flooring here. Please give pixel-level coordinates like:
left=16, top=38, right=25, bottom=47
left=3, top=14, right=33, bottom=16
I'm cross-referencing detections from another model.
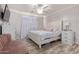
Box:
left=24, top=39, right=79, bottom=54
left=5, top=39, right=79, bottom=54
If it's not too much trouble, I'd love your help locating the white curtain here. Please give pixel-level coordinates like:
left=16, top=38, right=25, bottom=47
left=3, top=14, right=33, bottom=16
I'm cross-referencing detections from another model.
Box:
left=21, top=16, right=39, bottom=39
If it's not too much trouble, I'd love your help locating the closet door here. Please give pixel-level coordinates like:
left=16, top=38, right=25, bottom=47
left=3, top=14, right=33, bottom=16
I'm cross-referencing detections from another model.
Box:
left=21, top=16, right=38, bottom=39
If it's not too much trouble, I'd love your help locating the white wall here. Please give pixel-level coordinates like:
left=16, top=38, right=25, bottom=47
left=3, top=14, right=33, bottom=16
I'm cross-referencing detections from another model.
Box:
left=1, top=5, right=44, bottom=40
left=46, top=5, right=79, bottom=44
left=10, top=9, right=44, bottom=39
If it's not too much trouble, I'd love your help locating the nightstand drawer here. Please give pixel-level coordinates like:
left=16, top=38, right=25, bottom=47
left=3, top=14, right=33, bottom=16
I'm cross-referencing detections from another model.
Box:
left=62, top=35, right=74, bottom=40
left=62, top=31, right=74, bottom=45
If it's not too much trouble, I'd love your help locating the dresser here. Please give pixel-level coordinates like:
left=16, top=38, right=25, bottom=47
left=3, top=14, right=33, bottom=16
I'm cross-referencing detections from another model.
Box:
left=62, top=31, right=74, bottom=46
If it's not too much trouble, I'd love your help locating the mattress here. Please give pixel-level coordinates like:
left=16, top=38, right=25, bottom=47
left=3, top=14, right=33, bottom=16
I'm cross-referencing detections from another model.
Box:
left=28, top=30, right=60, bottom=39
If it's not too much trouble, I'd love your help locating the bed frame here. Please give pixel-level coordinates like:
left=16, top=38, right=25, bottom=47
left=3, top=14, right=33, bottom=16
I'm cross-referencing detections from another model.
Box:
left=28, top=32, right=60, bottom=48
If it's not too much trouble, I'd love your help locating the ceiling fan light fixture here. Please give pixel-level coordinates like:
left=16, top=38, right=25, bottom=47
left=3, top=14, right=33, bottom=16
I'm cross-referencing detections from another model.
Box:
left=37, top=9, right=43, bottom=14
left=31, top=4, right=49, bottom=14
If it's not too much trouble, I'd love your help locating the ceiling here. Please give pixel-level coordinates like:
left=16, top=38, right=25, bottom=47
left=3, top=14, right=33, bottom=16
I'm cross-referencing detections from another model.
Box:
left=5, top=4, right=78, bottom=15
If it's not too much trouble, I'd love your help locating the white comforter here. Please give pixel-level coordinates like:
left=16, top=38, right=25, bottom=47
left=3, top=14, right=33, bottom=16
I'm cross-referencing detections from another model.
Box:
left=28, top=30, right=60, bottom=48
left=28, top=30, right=60, bottom=39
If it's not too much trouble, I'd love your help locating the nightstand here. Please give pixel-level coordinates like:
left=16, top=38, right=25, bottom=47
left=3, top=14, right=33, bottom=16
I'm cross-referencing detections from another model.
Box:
left=62, top=31, right=74, bottom=46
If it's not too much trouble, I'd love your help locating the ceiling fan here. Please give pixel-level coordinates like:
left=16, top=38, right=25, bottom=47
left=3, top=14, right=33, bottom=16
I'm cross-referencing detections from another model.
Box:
left=32, top=4, right=49, bottom=14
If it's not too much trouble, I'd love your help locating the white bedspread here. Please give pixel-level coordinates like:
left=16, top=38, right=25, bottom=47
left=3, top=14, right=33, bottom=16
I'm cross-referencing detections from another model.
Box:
left=29, top=30, right=60, bottom=39
left=28, top=30, right=61, bottom=48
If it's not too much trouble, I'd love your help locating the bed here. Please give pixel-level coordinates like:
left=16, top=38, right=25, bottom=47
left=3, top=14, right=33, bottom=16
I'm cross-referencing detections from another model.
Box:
left=28, top=30, right=61, bottom=48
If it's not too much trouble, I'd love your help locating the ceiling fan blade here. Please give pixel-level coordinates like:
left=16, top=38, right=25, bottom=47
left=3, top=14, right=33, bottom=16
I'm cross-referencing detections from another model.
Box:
left=42, top=5, right=48, bottom=9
